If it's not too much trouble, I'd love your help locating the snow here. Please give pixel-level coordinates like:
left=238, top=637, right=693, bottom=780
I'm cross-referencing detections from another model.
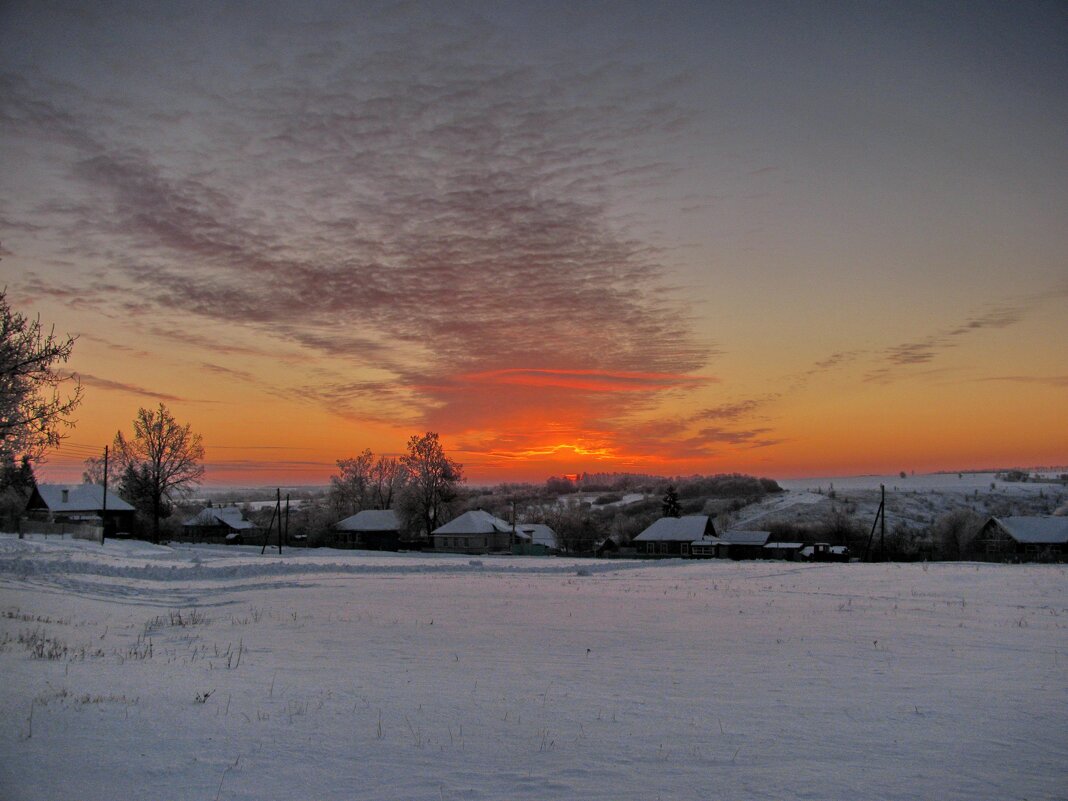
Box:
left=1, top=534, right=1066, bottom=800
left=778, top=471, right=1062, bottom=494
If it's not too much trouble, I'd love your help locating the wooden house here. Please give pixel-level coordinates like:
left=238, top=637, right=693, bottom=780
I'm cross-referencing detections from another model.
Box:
left=633, top=515, right=718, bottom=557
left=432, top=510, right=516, bottom=554
left=334, top=509, right=402, bottom=550
left=25, top=483, right=136, bottom=537
left=182, top=506, right=256, bottom=543
left=976, top=516, right=1068, bottom=561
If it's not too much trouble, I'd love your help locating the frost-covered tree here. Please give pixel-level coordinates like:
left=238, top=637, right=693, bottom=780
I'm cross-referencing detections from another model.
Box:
left=399, top=432, right=464, bottom=539
left=330, top=450, right=407, bottom=514
left=112, top=404, right=205, bottom=542
left=329, top=449, right=375, bottom=515
left=934, top=509, right=983, bottom=560
left=0, top=290, right=82, bottom=463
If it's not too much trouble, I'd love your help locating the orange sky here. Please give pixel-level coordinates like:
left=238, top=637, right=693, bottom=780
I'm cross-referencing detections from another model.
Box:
left=2, top=2, right=1066, bottom=486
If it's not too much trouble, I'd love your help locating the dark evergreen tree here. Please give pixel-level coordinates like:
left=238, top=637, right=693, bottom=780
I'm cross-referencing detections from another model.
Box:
left=662, top=485, right=681, bottom=517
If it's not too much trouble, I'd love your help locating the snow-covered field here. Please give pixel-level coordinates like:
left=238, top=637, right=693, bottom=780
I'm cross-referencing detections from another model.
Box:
left=1, top=535, right=1066, bottom=800
left=741, top=473, right=1067, bottom=534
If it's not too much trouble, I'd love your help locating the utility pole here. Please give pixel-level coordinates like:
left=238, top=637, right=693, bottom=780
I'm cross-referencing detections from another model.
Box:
left=261, top=489, right=281, bottom=555
left=864, top=484, right=886, bottom=562
left=880, top=483, right=886, bottom=558
left=281, top=492, right=288, bottom=554
left=101, top=445, right=109, bottom=544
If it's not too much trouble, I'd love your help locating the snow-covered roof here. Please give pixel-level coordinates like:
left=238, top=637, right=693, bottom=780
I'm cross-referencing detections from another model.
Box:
left=634, top=515, right=713, bottom=542
left=184, top=506, right=254, bottom=530
left=764, top=542, right=804, bottom=550
left=33, top=483, right=135, bottom=513
left=336, top=509, right=401, bottom=532
left=433, top=510, right=513, bottom=536
left=720, top=530, right=771, bottom=546
left=515, top=523, right=557, bottom=547
left=690, top=537, right=723, bottom=547
left=990, top=516, right=1068, bottom=544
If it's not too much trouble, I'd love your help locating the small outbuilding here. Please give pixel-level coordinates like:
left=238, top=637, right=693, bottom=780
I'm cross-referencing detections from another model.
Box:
left=634, top=515, right=717, bottom=557
left=976, top=516, right=1068, bottom=561
left=433, top=510, right=516, bottom=554
left=762, top=542, right=805, bottom=561
left=513, top=523, right=558, bottom=555
left=334, top=509, right=403, bottom=550
left=25, top=483, right=136, bottom=537
left=718, top=530, right=771, bottom=560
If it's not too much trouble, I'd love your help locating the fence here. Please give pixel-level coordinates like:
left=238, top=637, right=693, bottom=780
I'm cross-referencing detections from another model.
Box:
left=18, top=519, right=104, bottom=544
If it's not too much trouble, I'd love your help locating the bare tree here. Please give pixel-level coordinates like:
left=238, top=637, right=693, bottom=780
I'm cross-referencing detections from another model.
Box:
left=112, top=404, right=205, bottom=542
left=370, top=455, right=405, bottom=509
left=82, top=454, right=115, bottom=486
left=0, top=290, right=82, bottom=463
left=935, top=508, right=983, bottom=560
left=399, top=432, right=464, bottom=539
left=543, top=498, right=601, bottom=554
left=329, top=449, right=375, bottom=515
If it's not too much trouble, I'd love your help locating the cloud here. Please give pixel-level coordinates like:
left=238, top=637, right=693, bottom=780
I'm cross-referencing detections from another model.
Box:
left=868, top=301, right=1038, bottom=381
left=694, top=398, right=767, bottom=422
left=975, top=375, right=1068, bottom=388
left=459, top=368, right=712, bottom=393
left=72, top=373, right=191, bottom=403
left=811, top=351, right=861, bottom=371
left=76, top=333, right=151, bottom=359
left=2, top=16, right=714, bottom=451
left=199, top=362, right=258, bottom=383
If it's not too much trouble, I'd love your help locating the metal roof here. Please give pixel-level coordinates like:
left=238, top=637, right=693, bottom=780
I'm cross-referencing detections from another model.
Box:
left=433, top=510, right=513, bottom=536
left=990, top=516, right=1068, bottom=544
left=336, top=509, right=401, bottom=532
left=34, top=483, right=135, bottom=513
left=634, top=515, right=713, bottom=542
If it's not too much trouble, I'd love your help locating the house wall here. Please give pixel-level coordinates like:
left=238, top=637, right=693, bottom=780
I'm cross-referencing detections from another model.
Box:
left=635, top=540, right=686, bottom=557
left=433, top=530, right=513, bottom=553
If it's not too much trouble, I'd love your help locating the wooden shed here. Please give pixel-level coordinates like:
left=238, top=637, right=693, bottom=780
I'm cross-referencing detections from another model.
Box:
left=976, top=516, right=1068, bottom=562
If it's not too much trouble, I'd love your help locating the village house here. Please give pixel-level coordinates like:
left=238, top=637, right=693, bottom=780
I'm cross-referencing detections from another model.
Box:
left=182, top=506, right=256, bottom=544
left=25, top=483, right=136, bottom=537
left=432, top=510, right=516, bottom=554
left=633, top=515, right=718, bottom=557
left=333, top=509, right=402, bottom=551
left=976, top=516, right=1068, bottom=562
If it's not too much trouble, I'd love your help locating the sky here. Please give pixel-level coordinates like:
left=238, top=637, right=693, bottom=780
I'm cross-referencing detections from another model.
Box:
left=1, top=0, right=1066, bottom=486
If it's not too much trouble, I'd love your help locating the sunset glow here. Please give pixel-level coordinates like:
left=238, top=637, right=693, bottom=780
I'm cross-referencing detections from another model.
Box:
left=1, top=2, right=1065, bottom=485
